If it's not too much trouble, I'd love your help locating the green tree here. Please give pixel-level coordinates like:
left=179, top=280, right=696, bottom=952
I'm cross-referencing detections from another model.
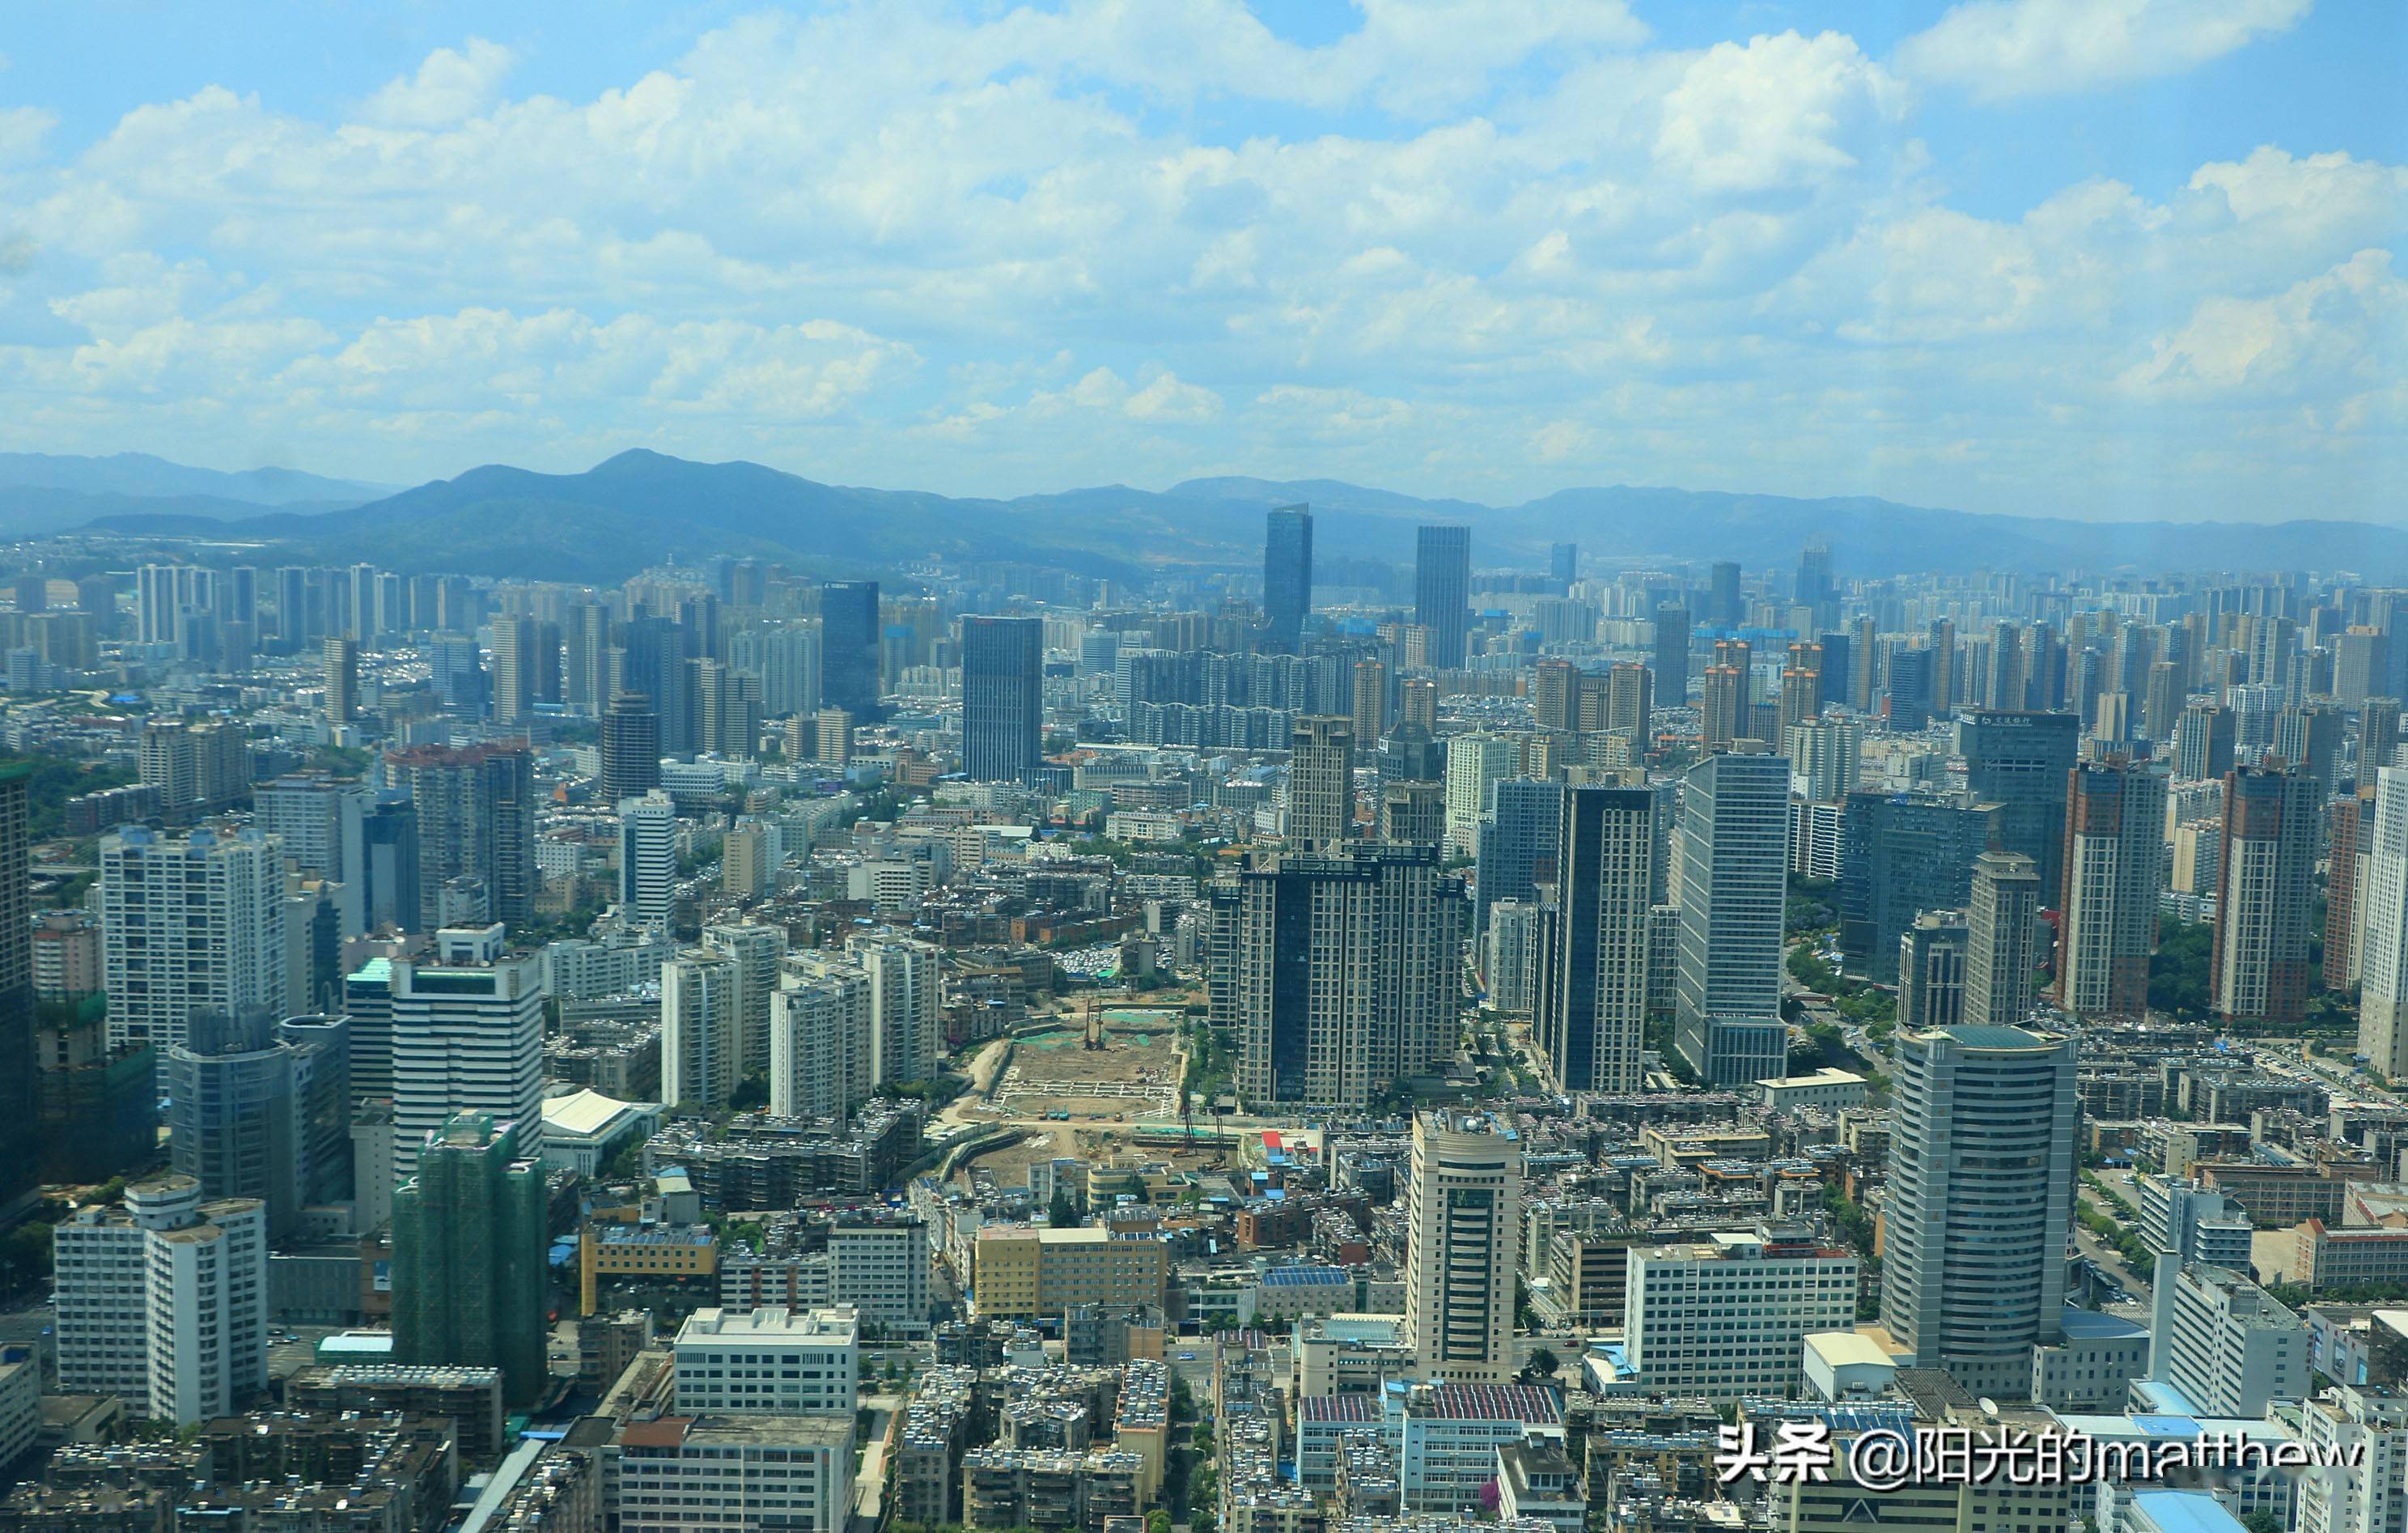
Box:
left=1048, top=1189, right=1076, bottom=1228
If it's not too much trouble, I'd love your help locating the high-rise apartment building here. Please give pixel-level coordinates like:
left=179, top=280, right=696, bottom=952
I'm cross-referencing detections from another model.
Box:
left=99, top=825, right=287, bottom=1068
left=619, top=788, right=679, bottom=927
left=1673, top=750, right=1789, bottom=1087
left=386, top=741, right=538, bottom=932
left=2057, top=759, right=2169, bottom=1019
left=2212, top=766, right=2321, bottom=1027
left=490, top=614, right=539, bottom=724
left=1484, top=899, right=1540, bottom=1017
left=1414, top=525, right=1471, bottom=669
left=771, top=957, right=871, bottom=1119
left=702, top=920, right=787, bottom=1077
left=53, top=1174, right=269, bottom=1425
left=1287, top=715, right=1354, bottom=851
left=1963, top=851, right=2042, bottom=1030
left=854, top=935, right=942, bottom=1089
left=1883, top=1022, right=2077, bottom=1399
left=1443, top=733, right=1517, bottom=857
left=1960, top=710, right=2080, bottom=903
left=323, top=635, right=358, bottom=725
left=391, top=1112, right=548, bottom=1406
left=960, top=615, right=1045, bottom=782
left=388, top=924, right=545, bottom=1178
left=662, top=948, right=742, bottom=1110
left=1216, top=843, right=1465, bottom=1107
left=1405, top=1111, right=1521, bottom=1385
left=2174, top=701, right=2237, bottom=783
left=1264, top=504, right=1312, bottom=654
left=1534, top=786, right=1654, bottom=1094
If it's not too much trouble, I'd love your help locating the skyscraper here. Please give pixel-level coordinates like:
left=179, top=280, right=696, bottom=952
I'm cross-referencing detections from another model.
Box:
left=165, top=1008, right=346, bottom=1242
left=1882, top=1022, right=2076, bottom=1399
left=1652, top=604, right=1691, bottom=705
left=600, top=689, right=661, bottom=808
left=854, top=935, right=943, bottom=1089
left=1795, top=546, right=1833, bottom=613
left=1263, top=504, right=1312, bottom=654
left=1215, top=843, right=1465, bottom=1106
left=662, top=948, right=741, bottom=1110
left=1350, top=657, right=1388, bottom=747
left=2056, top=759, right=2169, bottom=1019
left=819, top=580, right=881, bottom=719
left=1895, top=911, right=1969, bottom=1030
left=323, top=635, right=358, bottom=726
left=1443, top=733, right=1517, bottom=857
left=386, top=741, right=539, bottom=932
left=960, top=615, right=1045, bottom=782
left=2359, top=766, right=2408, bottom=1076
left=1960, top=709, right=2081, bottom=902
left=1414, top=525, right=1471, bottom=669
left=1673, top=749, right=1790, bottom=1087
left=1535, top=786, right=1655, bottom=1093
left=619, top=788, right=679, bottom=928
left=0, top=761, right=32, bottom=1222
left=2213, top=766, right=2321, bottom=1027
left=388, top=924, right=545, bottom=1178
left=1963, top=851, right=2042, bottom=1030
left=490, top=613, right=539, bottom=724
left=1405, top=1110, right=1521, bottom=1385
left=1836, top=791, right=1993, bottom=983
left=99, top=825, right=287, bottom=1070
left=1550, top=541, right=1578, bottom=588
left=703, top=920, right=787, bottom=1076
left=2174, top=701, right=2236, bottom=783
left=1287, top=715, right=1354, bottom=851
left=1708, top=560, right=1742, bottom=626
left=391, top=1111, right=548, bottom=1406
left=1474, top=778, right=1564, bottom=935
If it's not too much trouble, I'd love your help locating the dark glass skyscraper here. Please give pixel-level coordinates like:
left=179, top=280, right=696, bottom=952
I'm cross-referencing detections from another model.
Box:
left=960, top=616, right=1044, bottom=782
left=1414, top=524, right=1471, bottom=669
left=1263, top=504, right=1312, bottom=654
left=600, top=690, right=661, bottom=807
left=1549, top=541, right=1578, bottom=588
left=1652, top=604, right=1691, bottom=705
left=1709, top=560, right=1742, bottom=626
left=1960, top=709, right=2082, bottom=906
left=820, top=580, right=882, bottom=720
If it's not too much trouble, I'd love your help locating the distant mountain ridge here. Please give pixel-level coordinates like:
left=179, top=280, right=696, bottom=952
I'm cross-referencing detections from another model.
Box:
left=49, top=448, right=2408, bottom=580
left=0, top=451, right=388, bottom=506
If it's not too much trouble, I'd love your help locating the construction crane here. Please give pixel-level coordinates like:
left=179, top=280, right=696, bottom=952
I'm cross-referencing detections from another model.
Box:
left=1083, top=990, right=1104, bottom=1051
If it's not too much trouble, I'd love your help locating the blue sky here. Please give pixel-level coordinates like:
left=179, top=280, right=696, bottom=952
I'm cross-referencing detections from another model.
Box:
left=1, top=0, right=2402, bottom=520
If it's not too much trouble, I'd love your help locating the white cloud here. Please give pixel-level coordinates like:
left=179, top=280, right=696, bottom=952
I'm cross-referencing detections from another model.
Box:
left=360, top=40, right=518, bottom=130
left=1897, top=0, right=2309, bottom=101
left=1655, top=32, right=1904, bottom=195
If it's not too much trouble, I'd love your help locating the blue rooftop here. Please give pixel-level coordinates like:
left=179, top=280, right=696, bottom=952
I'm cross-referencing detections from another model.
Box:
left=2130, top=1492, right=2249, bottom=1533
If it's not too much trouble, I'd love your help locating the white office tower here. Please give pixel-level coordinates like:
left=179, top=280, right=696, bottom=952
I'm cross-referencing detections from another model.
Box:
left=663, top=949, right=741, bottom=1111
left=1672, top=749, right=1790, bottom=1087
left=2149, top=1260, right=2311, bottom=1417
left=53, top=1174, right=268, bottom=1425
left=1483, top=900, right=1539, bottom=1017
left=1405, top=1111, right=1522, bottom=1385
left=1534, top=785, right=1656, bottom=1093
left=703, top=920, right=788, bottom=1076
left=2296, top=1386, right=2408, bottom=1533
left=829, top=1217, right=932, bottom=1336
left=99, top=825, right=287, bottom=1068
left=854, top=934, right=942, bottom=1088
left=2359, top=766, right=2408, bottom=1077
left=1623, top=1225, right=1859, bottom=1403
left=674, top=1305, right=860, bottom=1416
left=771, top=957, right=871, bottom=1119
left=617, top=788, right=679, bottom=927
left=1963, top=850, right=2042, bottom=1030
left=388, top=924, right=544, bottom=1178
left=1881, top=1022, right=2077, bottom=1400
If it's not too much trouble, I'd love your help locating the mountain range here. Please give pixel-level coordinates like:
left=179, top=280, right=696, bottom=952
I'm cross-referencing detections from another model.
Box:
left=11, top=448, right=2406, bottom=582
